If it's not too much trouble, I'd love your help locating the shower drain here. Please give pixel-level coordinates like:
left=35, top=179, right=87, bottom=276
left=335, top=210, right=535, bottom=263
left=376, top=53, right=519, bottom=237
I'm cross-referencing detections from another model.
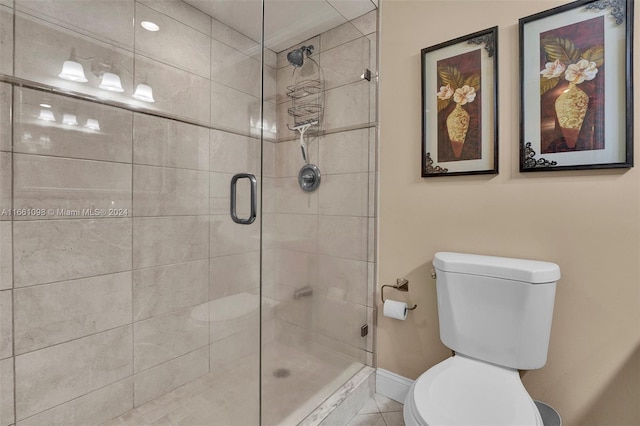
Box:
left=273, top=368, right=291, bottom=378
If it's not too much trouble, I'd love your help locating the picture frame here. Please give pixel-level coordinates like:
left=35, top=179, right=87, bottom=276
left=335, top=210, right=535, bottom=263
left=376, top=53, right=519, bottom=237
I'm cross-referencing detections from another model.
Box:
left=519, top=0, right=634, bottom=172
left=421, top=27, right=498, bottom=178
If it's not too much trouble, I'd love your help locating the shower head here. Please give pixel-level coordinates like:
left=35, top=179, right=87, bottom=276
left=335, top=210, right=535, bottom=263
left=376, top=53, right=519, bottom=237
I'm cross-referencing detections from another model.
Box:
left=287, top=45, right=314, bottom=67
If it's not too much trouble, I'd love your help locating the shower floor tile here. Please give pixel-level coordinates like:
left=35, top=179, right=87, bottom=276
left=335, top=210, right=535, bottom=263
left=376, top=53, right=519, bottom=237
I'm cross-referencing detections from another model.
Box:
left=103, top=343, right=363, bottom=426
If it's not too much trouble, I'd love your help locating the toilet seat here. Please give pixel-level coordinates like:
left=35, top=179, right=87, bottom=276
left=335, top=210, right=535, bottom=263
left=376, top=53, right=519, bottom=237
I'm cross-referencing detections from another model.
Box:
left=404, top=355, right=543, bottom=426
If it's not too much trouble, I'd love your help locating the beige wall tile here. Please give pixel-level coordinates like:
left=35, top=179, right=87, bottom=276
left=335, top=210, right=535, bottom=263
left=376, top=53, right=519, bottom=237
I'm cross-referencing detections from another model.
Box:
left=133, top=165, right=209, bottom=217
left=13, top=272, right=132, bottom=355
left=323, top=81, right=370, bottom=130
left=275, top=138, right=319, bottom=178
left=133, top=259, right=209, bottom=321
left=321, top=37, right=370, bottom=90
left=133, top=216, right=209, bottom=269
left=211, top=39, right=262, bottom=99
left=14, top=13, right=135, bottom=105
left=134, top=305, right=209, bottom=372
left=210, top=81, right=261, bottom=135
left=0, top=152, right=10, bottom=219
left=15, top=0, right=133, bottom=49
left=13, top=154, right=132, bottom=220
left=351, top=11, right=377, bottom=36
left=318, top=255, right=368, bottom=307
left=0, top=290, right=11, bottom=359
left=133, top=113, right=209, bottom=170
left=134, top=55, right=211, bottom=124
left=276, top=101, right=296, bottom=142
left=315, top=299, right=367, bottom=350
left=211, top=17, right=261, bottom=61
left=271, top=249, right=318, bottom=292
left=0, top=222, right=11, bottom=290
left=0, top=83, right=11, bottom=152
left=0, top=357, right=13, bottom=426
left=209, top=172, right=232, bottom=215
left=135, top=3, right=210, bottom=79
left=262, top=213, right=318, bottom=253
left=210, top=292, right=260, bottom=343
left=318, top=215, right=367, bottom=261
left=319, top=128, right=370, bottom=175
left=15, top=326, right=132, bottom=420
left=210, top=214, right=259, bottom=257
left=0, top=6, right=12, bottom=76
left=217, top=144, right=253, bottom=184
left=321, top=21, right=362, bottom=52
left=209, top=252, right=260, bottom=299
left=264, top=48, right=278, bottom=70
left=14, top=88, right=133, bottom=163
left=319, top=173, right=369, bottom=217
left=209, top=326, right=258, bottom=373
left=271, top=178, right=319, bottom=215
left=13, top=218, right=132, bottom=287
left=276, top=64, right=294, bottom=105
left=134, top=346, right=209, bottom=407
left=138, top=0, right=211, bottom=36
left=263, top=140, right=276, bottom=178
left=17, top=378, right=133, bottom=426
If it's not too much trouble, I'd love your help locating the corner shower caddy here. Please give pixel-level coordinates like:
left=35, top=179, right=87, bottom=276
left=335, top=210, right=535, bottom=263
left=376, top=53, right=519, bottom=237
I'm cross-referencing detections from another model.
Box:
left=286, top=45, right=324, bottom=192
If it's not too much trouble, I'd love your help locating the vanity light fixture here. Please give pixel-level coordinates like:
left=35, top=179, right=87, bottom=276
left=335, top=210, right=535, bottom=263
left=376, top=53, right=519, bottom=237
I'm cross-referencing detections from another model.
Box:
left=141, top=21, right=159, bottom=31
left=62, top=113, right=79, bottom=126
left=39, top=103, right=52, bottom=108
left=132, top=83, right=155, bottom=103
left=37, top=109, right=56, bottom=122
left=58, top=60, right=88, bottom=82
left=85, top=118, right=101, bottom=130
left=99, top=72, right=125, bottom=92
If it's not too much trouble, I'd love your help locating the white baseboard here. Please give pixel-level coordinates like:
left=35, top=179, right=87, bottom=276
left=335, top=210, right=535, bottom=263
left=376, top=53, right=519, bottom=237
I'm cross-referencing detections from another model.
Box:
left=375, top=368, right=414, bottom=404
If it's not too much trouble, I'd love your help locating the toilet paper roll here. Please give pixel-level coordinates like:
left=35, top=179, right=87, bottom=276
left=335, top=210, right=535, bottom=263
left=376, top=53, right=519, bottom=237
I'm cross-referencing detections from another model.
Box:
left=383, top=299, right=408, bottom=321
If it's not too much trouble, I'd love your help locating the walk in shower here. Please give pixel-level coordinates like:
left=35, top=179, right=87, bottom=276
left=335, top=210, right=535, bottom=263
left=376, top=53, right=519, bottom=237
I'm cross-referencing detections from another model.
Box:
left=0, top=0, right=378, bottom=425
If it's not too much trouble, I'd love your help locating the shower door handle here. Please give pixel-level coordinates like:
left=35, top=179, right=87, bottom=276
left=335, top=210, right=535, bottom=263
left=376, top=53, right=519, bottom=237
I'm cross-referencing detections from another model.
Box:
left=230, top=173, right=257, bottom=225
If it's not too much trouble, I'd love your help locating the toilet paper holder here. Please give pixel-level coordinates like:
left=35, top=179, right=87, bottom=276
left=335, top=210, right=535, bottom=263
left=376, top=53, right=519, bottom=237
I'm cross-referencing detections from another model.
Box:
left=381, top=278, right=417, bottom=310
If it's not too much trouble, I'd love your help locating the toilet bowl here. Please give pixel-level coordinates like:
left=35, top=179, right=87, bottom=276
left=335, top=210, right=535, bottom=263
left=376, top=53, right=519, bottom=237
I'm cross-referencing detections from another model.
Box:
left=404, top=252, right=560, bottom=426
left=403, top=355, right=543, bottom=426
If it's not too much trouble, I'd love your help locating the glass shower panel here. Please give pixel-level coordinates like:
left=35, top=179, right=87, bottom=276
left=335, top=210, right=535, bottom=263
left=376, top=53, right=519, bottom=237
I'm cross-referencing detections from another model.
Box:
left=261, top=1, right=377, bottom=424
left=1, top=1, right=262, bottom=425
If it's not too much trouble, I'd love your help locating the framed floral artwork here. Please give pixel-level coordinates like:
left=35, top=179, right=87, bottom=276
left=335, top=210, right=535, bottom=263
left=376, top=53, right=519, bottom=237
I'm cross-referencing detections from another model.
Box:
left=421, top=27, right=498, bottom=178
left=519, top=0, right=634, bottom=172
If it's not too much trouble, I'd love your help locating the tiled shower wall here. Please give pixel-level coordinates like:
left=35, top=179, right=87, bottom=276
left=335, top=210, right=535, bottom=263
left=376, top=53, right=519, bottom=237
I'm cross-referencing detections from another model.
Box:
left=0, top=1, right=275, bottom=424
left=265, top=10, right=378, bottom=365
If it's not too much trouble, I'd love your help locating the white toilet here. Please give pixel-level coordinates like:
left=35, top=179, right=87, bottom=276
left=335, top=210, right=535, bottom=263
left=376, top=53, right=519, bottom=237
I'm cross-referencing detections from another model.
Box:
left=404, top=252, right=561, bottom=426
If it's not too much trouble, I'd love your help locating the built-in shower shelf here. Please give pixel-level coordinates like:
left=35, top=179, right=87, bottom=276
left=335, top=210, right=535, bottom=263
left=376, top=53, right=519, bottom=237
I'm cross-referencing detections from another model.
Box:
left=286, top=79, right=323, bottom=99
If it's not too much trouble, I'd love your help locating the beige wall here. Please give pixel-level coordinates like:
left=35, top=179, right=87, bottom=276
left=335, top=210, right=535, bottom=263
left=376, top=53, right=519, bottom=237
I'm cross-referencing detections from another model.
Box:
left=378, top=1, right=640, bottom=425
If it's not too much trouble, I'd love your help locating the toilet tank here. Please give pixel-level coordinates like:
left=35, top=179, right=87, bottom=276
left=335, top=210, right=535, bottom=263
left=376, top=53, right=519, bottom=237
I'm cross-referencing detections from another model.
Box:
left=433, top=252, right=560, bottom=370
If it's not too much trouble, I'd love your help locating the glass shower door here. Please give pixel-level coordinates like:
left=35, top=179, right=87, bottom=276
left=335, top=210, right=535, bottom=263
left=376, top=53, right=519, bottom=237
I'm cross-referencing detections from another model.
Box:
left=260, top=0, right=377, bottom=423
left=1, top=1, right=264, bottom=425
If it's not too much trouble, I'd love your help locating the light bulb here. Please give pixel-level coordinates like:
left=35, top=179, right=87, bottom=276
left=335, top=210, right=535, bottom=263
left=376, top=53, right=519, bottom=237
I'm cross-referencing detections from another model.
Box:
left=141, top=21, right=159, bottom=31
left=99, top=72, right=124, bottom=92
left=85, top=118, right=101, bottom=130
left=37, top=109, right=56, bottom=122
left=132, top=83, right=155, bottom=103
left=62, top=113, right=78, bottom=126
left=58, top=60, right=88, bottom=82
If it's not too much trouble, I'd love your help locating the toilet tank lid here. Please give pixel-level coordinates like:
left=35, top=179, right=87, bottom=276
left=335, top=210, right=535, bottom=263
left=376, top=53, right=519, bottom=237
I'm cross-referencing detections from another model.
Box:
left=434, top=252, right=560, bottom=284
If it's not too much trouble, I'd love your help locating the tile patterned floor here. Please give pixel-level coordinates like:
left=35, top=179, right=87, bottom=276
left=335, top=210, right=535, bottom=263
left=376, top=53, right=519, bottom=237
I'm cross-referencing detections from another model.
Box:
left=347, top=394, right=405, bottom=426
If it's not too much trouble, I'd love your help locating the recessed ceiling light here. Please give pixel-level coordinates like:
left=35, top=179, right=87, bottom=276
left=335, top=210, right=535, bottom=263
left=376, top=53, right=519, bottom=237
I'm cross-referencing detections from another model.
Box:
left=39, top=103, right=52, bottom=108
left=141, top=21, right=159, bottom=32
